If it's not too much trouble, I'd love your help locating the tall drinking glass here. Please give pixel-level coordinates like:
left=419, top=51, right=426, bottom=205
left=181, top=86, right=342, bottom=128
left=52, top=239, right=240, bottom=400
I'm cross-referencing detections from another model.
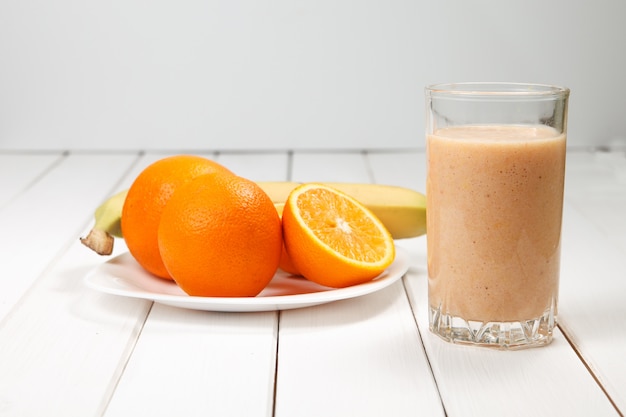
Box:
left=425, top=82, right=570, bottom=349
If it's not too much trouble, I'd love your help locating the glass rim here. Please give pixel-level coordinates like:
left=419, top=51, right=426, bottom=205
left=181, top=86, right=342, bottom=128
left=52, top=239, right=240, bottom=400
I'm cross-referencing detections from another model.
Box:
left=426, top=82, right=570, bottom=98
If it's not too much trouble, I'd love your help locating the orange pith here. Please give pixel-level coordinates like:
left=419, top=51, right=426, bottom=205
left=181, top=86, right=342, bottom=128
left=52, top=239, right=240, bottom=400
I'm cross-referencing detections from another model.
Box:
left=121, top=155, right=233, bottom=279
left=282, top=183, right=395, bottom=288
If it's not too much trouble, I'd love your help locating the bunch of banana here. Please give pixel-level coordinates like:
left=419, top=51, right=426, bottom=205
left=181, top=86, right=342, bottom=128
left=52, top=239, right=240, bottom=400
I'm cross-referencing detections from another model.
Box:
left=80, top=182, right=426, bottom=256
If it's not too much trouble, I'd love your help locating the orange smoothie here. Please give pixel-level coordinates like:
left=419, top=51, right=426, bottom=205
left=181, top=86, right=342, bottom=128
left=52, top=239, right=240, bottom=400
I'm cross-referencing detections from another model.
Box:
left=427, top=125, right=566, bottom=322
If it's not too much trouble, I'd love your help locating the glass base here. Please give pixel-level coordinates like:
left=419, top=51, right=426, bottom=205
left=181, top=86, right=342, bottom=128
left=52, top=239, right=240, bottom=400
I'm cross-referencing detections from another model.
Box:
left=428, top=303, right=556, bottom=350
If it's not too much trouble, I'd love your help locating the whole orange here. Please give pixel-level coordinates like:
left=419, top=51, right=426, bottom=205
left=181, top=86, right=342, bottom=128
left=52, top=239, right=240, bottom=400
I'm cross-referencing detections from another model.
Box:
left=121, top=155, right=233, bottom=279
left=157, top=173, right=283, bottom=297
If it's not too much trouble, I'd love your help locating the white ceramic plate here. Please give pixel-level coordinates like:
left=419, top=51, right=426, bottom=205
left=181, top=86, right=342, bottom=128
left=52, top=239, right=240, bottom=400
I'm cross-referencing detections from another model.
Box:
left=84, top=247, right=409, bottom=312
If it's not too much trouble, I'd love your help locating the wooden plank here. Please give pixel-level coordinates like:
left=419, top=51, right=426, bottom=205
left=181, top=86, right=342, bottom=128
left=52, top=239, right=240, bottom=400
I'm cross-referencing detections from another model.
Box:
left=0, top=238, right=152, bottom=417
left=561, top=152, right=626, bottom=413
left=559, top=202, right=626, bottom=414
left=291, top=151, right=372, bottom=182
left=366, top=150, right=426, bottom=190
left=275, top=281, right=445, bottom=417
left=0, top=153, right=158, bottom=416
left=216, top=151, right=289, bottom=181
left=0, top=152, right=139, bottom=322
left=400, top=236, right=620, bottom=417
left=275, top=151, right=445, bottom=417
left=564, top=151, right=626, bottom=255
left=103, top=307, right=278, bottom=417
left=0, top=152, right=63, bottom=209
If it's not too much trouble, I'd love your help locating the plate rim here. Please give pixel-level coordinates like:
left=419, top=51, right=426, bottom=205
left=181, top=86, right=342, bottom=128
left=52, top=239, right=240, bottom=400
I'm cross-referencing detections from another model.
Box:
left=84, top=246, right=410, bottom=311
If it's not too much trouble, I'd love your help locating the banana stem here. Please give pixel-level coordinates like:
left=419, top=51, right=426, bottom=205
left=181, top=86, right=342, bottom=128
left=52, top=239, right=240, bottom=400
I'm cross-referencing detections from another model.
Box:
left=80, top=229, right=114, bottom=255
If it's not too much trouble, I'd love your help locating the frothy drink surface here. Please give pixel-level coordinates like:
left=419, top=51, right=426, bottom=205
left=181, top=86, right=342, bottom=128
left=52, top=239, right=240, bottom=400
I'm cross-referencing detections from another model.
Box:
left=427, top=125, right=566, bottom=322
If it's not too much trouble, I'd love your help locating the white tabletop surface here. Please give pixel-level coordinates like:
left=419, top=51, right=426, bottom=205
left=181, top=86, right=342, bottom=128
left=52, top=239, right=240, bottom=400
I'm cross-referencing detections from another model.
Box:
left=0, top=149, right=624, bottom=417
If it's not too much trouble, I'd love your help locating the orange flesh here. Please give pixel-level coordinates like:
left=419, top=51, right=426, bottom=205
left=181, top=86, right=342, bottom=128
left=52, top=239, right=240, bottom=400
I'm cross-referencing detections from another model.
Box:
left=296, top=188, right=391, bottom=263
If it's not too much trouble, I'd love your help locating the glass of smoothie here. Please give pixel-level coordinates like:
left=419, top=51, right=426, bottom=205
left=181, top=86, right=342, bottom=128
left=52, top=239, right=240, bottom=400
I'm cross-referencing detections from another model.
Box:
left=425, top=82, right=570, bottom=349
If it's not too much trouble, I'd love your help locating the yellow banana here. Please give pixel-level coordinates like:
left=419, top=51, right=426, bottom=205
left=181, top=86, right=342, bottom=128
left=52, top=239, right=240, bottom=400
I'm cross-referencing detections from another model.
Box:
left=80, top=189, right=128, bottom=255
left=80, top=182, right=426, bottom=256
left=258, top=182, right=426, bottom=240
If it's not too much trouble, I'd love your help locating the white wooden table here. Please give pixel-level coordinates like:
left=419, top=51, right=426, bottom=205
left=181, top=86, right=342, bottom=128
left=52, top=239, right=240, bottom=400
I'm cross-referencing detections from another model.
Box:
left=0, top=149, right=625, bottom=417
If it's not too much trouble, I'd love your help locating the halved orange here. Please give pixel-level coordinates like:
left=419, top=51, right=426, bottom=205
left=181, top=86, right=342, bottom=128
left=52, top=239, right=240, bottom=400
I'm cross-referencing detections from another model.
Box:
left=282, top=183, right=395, bottom=288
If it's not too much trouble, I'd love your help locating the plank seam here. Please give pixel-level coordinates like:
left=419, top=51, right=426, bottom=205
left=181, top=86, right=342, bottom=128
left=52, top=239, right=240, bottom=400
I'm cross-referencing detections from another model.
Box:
left=0, top=151, right=67, bottom=212
left=271, top=311, right=281, bottom=417
left=362, top=150, right=376, bottom=184
left=558, top=324, right=624, bottom=417
left=97, top=301, right=155, bottom=417
left=401, top=276, right=449, bottom=417
left=286, top=150, right=294, bottom=182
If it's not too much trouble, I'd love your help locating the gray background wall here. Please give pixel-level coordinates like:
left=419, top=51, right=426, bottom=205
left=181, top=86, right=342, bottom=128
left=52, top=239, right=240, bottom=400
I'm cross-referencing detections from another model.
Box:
left=1, top=0, right=624, bottom=151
